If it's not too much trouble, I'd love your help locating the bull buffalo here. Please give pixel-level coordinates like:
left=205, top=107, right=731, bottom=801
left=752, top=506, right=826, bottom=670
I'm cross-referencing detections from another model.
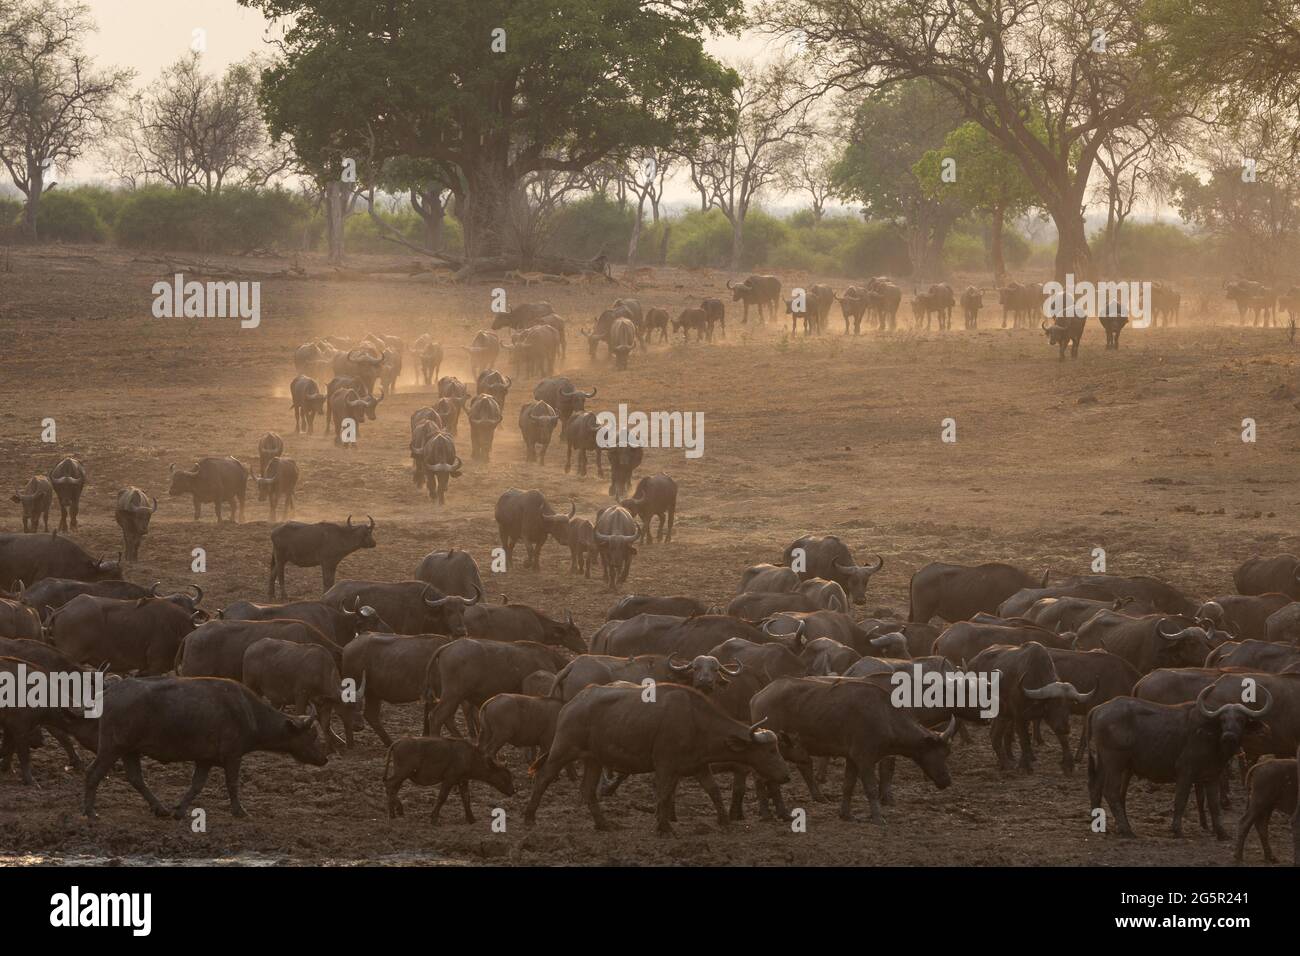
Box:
left=781, top=535, right=883, bottom=605
left=268, top=516, right=376, bottom=599
left=168, top=456, right=249, bottom=522
left=909, top=561, right=1049, bottom=624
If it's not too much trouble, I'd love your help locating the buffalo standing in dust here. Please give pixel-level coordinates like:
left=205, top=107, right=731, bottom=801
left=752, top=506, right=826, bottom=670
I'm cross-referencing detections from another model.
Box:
left=466, top=394, right=503, bottom=463
left=532, top=377, right=596, bottom=426
left=384, top=737, right=514, bottom=823
left=961, top=286, right=983, bottom=329
left=728, top=274, right=782, bottom=324
left=420, top=430, right=462, bottom=506
left=242, top=637, right=353, bottom=752
left=518, top=400, right=560, bottom=464
left=322, top=579, right=481, bottom=637
left=421, top=638, right=568, bottom=737
left=83, top=676, right=328, bottom=819
left=750, top=676, right=956, bottom=823
left=1233, top=757, right=1296, bottom=862
left=1234, top=554, right=1300, bottom=600
left=342, top=632, right=456, bottom=744
left=594, top=505, right=639, bottom=591
left=255, top=456, right=298, bottom=522
left=115, top=487, right=157, bottom=562
left=0, top=532, right=120, bottom=595
left=48, top=593, right=203, bottom=674
left=220, top=597, right=386, bottom=647
left=527, top=682, right=789, bottom=834
left=11, top=476, right=52, bottom=533
left=1085, top=686, right=1271, bottom=838
left=290, top=374, right=328, bottom=434
left=257, top=433, right=284, bottom=475
left=781, top=534, right=884, bottom=606
left=176, top=617, right=343, bottom=681
left=618, top=475, right=677, bottom=544
left=413, top=549, right=485, bottom=601
left=268, top=515, right=376, bottom=600
left=494, top=489, right=574, bottom=570
left=909, top=561, right=1050, bottom=624
left=48, top=457, right=86, bottom=531
left=168, top=456, right=249, bottom=522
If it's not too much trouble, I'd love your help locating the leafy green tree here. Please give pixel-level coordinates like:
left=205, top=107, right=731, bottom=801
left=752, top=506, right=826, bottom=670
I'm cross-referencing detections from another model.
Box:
left=914, top=122, right=1038, bottom=283
left=241, top=0, right=741, bottom=270
left=832, top=80, right=965, bottom=279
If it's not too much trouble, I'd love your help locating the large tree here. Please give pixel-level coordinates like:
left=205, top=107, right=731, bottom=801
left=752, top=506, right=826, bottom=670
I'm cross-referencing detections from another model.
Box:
left=0, top=0, right=129, bottom=238
left=832, top=80, right=965, bottom=279
left=914, top=121, right=1039, bottom=284
left=241, top=0, right=740, bottom=271
left=684, top=58, right=811, bottom=269
left=759, top=0, right=1192, bottom=280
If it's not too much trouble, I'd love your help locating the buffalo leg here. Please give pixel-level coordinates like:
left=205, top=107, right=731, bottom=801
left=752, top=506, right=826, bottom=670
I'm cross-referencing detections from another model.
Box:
left=458, top=780, right=475, bottom=823
left=430, top=780, right=454, bottom=824
left=858, top=760, right=886, bottom=824
left=729, top=768, right=748, bottom=821
left=693, top=768, right=728, bottom=826
left=1171, top=775, right=1195, bottom=837
left=122, top=753, right=170, bottom=817
left=223, top=756, right=248, bottom=817
left=363, top=701, right=392, bottom=746
left=654, top=767, right=681, bottom=836
left=839, top=758, right=859, bottom=820
left=46, top=726, right=84, bottom=770
left=1106, top=769, right=1136, bottom=837
left=83, top=748, right=120, bottom=818
left=1014, top=718, right=1035, bottom=771
left=174, top=762, right=212, bottom=818
left=877, top=757, right=896, bottom=805
left=579, top=758, right=613, bottom=831
left=1204, top=780, right=1228, bottom=840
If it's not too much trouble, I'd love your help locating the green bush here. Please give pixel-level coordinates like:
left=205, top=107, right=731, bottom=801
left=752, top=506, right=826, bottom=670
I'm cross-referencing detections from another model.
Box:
left=547, top=194, right=635, bottom=260
left=29, top=191, right=107, bottom=242
left=1091, top=221, right=1208, bottom=277
left=115, top=187, right=309, bottom=254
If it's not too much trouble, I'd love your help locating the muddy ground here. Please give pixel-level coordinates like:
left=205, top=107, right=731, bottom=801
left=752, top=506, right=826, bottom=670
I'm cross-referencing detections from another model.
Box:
left=1, top=246, right=1297, bottom=866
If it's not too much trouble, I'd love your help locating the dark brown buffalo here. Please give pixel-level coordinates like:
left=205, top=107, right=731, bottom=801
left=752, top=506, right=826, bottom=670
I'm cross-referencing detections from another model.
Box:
left=0, top=597, right=42, bottom=639
left=593, top=613, right=785, bottom=660
left=1234, top=757, right=1296, bottom=862
left=1197, top=593, right=1293, bottom=640
left=220, top=598, right=387, bottom=646
left=566, top=516, right=599, bottom=577
left=709, top=637, right=807, bottom=680
left=563, top=411, right=604, bottom=478
left=932, top=620, right=1075, bottom=665
left=47, top=457, right=86, bottom=532
left=10, top=476, right=52, bottom=533
left=268, top=515, right=376, bottom=599
left=1025, top=595, right=1139, bottom=633
left=619, top=474, right=677, bottom=544
left=83, top=676, right=328, bottom=818
left=495, top=489, right=574, bottom=570
left=464, top=602, right=584, bottom=652
left=1235, top=555, right=1300, bottom=600
left=322, top=579, right=480, bottom=637
left=738, top=563, right=799, bottom=594
left=750, top=676, right=955, bottom=822
left=1085, top=687, right=1271, bottom=838
left=909, top=561, right=1049, bottom=623
left=1058, top=573, right=1201, bottom=616
left=176, top=618, right=342, bottom=680
left=781, top=534, right=883, bottom=605
left=290, top=374, right=328, bottom=434
left=968, top=642, right=1091, bottom=773
left=526, top=682, right=789, bottom=834
left=997, top=583, right=1121, bottom=618
left=255, top=456, right=298, bottom=522
left=168, top=456, right=249, bottom=522
left=243, top=637, right=351, bottom=752
left=342, top=632, right=455, bottom=745
left=0, top=657, right=98, bottom=784
left=466, top=393, right=504, bottom=462
left=532, top=377, right=596, bottom=425
left=728, top=274, right=782, bottom=324
left=727, top=591, right=823, bottom=620
left=413, top=549, right=485, bottom=601
left=1042, top=315, right=1086, bottom=360
left=48, top=594, right=203, bottom=674
left=594, top=505, right=640, bottom=591
left=1266, top=603, right=1300, bottom=644
left=478, top=693, right=565, bottom=762
left=422, top=639, right=568, bottom=736
left=518, top=400, right=561, bottom=464
left=1075, top=611, right=1216, bottom=673
left=114, top=487, right=157, bottom=562
left=384, top=737, right=514, bottom=822
left=606, top=595, right=717, bottom=621
left=604, top=443, right=643, bottom=500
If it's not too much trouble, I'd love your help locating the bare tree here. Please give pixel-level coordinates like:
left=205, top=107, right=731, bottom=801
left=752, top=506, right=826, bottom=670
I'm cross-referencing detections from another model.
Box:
left=0, top=0, right=130, bottom=238
left=115, top=53, right=290, bottom=194
left=782, top=131, right=837, bottom=221
left=688, top=58, right=811, bottom=269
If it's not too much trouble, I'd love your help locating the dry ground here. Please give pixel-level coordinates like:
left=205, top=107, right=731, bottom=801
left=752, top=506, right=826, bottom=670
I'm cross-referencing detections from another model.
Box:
left=1, top=245, right=1298, bottom=866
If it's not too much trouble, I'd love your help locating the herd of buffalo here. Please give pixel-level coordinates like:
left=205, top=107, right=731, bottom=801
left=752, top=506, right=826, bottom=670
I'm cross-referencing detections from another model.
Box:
left=4, top=271, right=1300, bottom=864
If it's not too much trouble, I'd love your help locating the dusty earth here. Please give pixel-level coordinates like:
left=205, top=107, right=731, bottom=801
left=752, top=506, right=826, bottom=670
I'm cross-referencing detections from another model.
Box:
left=1, top=245, right=1298, bottom=866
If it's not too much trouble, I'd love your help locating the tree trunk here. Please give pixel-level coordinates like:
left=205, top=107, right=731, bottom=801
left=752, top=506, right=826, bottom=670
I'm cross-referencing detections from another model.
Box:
left=627, top=194, right=646, bottom=264
left=324, top=181, right=352, bottom=263
left=22, top=161, right=45, bottom=241
left=658, top=224, right=671, bottom=266
left=460, top=165, right=513, bottom=262
left=990, top=204, right=1006, bottom=287
left=729, top=214, right=745, bottom=271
